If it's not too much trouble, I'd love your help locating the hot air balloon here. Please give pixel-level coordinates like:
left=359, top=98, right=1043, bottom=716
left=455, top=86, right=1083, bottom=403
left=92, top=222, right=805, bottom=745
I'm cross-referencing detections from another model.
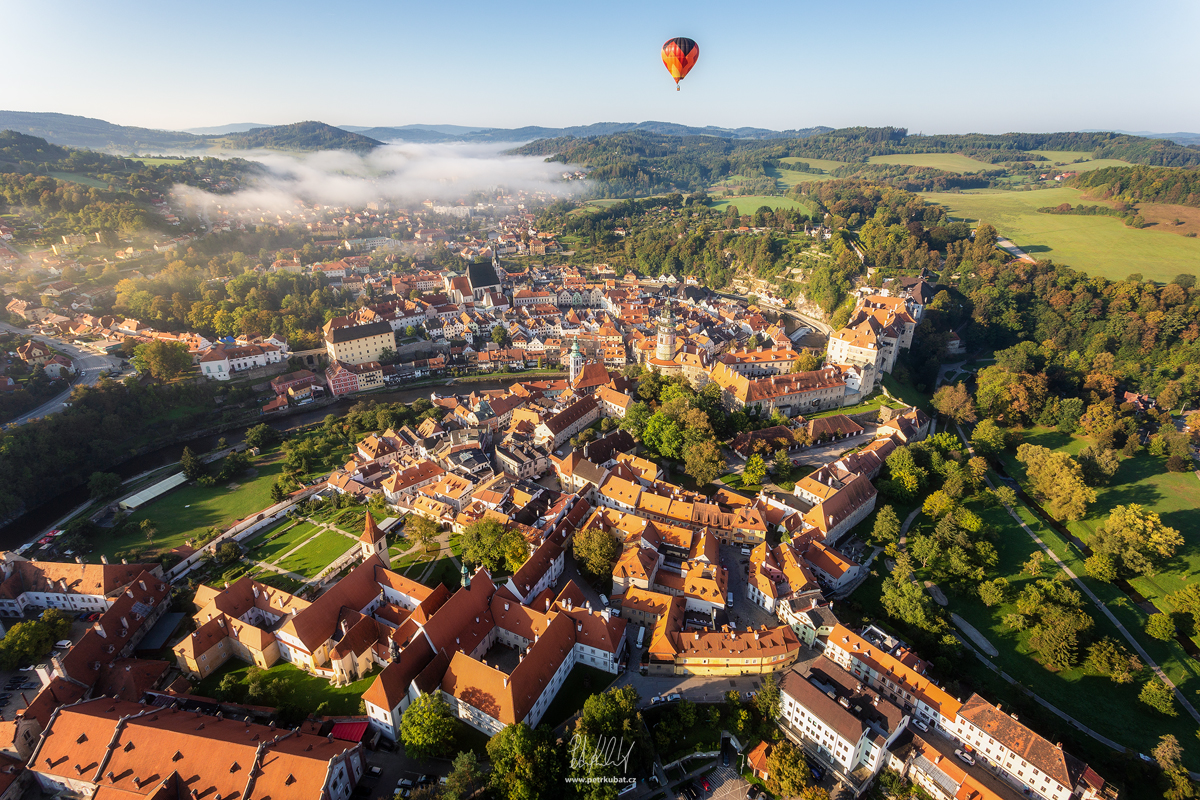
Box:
left=661, top=37, right=699, bottom=90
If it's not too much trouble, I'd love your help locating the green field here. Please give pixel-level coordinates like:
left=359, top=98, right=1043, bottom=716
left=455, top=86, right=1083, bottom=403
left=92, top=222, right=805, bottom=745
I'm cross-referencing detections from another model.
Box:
left=276, top=530, right=354, bottom=577
left=252, top=521, right=322, bottom=562
left=996, top=427, right=1200, bottom=632
left=113, top=454, right=285, bottom=560
left=913, top=497, right=1200, bottom=768
left=1024, top=151, right=1133, bottom=172
left=707, top=196, right=812, bottom=214
left=868, top=153, right=995, bottom=173
left=194, top=661, right=376, bottom=716
left=922, top=187, right=1200, bottom=283
left=47, top=171, right=110, bottom=189
left=421, top=557, right=463, bottom=591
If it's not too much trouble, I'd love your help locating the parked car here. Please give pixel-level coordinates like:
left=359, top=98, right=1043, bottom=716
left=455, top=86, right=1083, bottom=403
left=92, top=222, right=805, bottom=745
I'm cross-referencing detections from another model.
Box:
left=650, top=696, right=663, bottom=705
left=699, top=777, right=711, bottom=791
left=667, top=692, right=681, bottom=702
left=810, top=765, right=824, bottom=781
left=955, top=749, right=975, bottom=766
left=723, top=747, right=730, bottom=767
left=746, top=787, right=762, bottom=800
left=913, top=719, right=929, bottom=732
left=367, top=766, right=382, bottom=777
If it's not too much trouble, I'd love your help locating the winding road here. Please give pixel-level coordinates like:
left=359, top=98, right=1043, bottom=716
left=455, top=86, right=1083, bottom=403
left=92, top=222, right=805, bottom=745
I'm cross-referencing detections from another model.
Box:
left=1, top=321, right=123, bottom=426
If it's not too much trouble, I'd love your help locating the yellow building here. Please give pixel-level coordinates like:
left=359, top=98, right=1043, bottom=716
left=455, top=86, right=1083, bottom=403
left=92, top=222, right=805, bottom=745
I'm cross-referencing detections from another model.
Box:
left=323, top=319, right=396, bottom=365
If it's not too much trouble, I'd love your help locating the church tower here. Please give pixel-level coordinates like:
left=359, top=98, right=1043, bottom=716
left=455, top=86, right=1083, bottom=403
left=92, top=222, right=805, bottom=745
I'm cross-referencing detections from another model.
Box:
left=655, top=303, right=676, bottom=362
left=568, top=338, right=584, bottom=385
left=359, top=511, right=388, bottom=567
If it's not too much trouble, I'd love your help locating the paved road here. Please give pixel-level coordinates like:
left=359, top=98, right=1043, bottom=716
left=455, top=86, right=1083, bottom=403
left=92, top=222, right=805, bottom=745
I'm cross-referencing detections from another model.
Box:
left=953, top=423, right=1200, bottom=727
left=995, top=237, right=1036, bottom=263
left=1, top=321, right=122, bottom=425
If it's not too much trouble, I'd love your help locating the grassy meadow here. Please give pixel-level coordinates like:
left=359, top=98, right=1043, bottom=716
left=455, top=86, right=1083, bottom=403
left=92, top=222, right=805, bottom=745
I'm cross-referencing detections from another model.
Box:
left=867, top=153, right=995, bottom=173
left=997, top=427, right=1200, bottom=633
left=1024, top=150, right=1134, bottom=172
left=112, top=452, right=286, bottom=560
left=707, top=195, right=813, bottom=213
left=921, top=187, right=1200, bottom=283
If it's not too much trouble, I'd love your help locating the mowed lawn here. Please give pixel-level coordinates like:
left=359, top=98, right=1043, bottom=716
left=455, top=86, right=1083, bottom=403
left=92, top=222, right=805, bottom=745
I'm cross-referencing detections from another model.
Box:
left=707, top=195, right=812, bottom=213
left=995, top=428, right=1200, bottom=611
left=868, top=153, right=995, bottom=173
left=111, top=454, right=286, bottom=560
left=251, top=521, right=322, bottom=563
left=194, top=661, right=376, bottom=716
left=277, top=531, right=355, bottom=578
left=921, top=187, right=1200, bottom=283
left=930, top=499, right=1200, bottom=767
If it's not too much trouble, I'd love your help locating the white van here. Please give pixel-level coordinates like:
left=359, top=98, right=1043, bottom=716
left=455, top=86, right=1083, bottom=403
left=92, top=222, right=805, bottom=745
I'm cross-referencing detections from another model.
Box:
left=740, top=546, right=751, bottom=556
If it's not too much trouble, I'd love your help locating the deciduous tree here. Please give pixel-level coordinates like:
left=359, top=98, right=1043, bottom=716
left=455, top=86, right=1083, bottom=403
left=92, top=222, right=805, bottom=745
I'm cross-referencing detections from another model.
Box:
left=400, top=692, right=456, bottom=760
left=486, top=724, right=561, bottom=800
left=742, top=453, right=768, bottom=486
left=932, top=382, right=978, bottom=425
left=1016, top=443, right=1095, bottom=521
left=1090, top=504, right=1183, bottom=578
left=683, top=439, right=726, bottom=487
left=573, top=525, right=621, bottom=578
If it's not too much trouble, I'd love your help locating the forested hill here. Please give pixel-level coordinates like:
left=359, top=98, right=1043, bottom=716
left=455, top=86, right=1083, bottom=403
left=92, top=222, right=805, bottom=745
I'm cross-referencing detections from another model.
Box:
left=0, top=112, right=381, bottom=154
left=0, top=110, right=200, bottom=152
left=513, top=128, right=1200, bottom=196
left=1070, top=166, right=1200, bottom=208
left=0, top=130, right=69, bottom=165
left=212, top=121, right=382, bottom=153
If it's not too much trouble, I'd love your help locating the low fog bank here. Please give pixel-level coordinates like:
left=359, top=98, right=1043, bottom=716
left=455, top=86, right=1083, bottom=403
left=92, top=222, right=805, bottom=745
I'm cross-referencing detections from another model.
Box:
left=171, top=141, right=582, bottom=213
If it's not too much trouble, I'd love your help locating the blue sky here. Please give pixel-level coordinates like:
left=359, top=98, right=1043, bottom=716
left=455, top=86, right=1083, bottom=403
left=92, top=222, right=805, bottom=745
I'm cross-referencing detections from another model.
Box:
left=8, top=0, right=1200, bottom=134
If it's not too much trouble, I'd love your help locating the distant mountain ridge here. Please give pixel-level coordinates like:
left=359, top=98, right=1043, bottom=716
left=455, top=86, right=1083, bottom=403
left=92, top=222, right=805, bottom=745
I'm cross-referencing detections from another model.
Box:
left=0, top=110, right=834, bottom=152
left=1082, top=129, right=1200, bottom=148
left=355, top=121, right=835, bottom=143
left=0, top=111, right=385, bottom=153
left=183, top=122, right=272, bottom=135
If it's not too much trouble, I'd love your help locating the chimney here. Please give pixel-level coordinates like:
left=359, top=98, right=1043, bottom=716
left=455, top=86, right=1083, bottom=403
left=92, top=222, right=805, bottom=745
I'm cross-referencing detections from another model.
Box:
left=75, top=556, right=83, bottom=564
left=100, top=555, right=108, bottom=565
left=121, top=558, right=127, bottom=565
left=94, top=622, right=106, bottom=638
left=139, top=580, right=146, bottom=590
left=503, top=676, right=508, bottom=687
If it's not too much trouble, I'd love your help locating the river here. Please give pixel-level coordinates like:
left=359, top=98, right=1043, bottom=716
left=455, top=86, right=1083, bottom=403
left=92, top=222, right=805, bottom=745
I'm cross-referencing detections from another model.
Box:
left=0, top=379, right=518, bottom=549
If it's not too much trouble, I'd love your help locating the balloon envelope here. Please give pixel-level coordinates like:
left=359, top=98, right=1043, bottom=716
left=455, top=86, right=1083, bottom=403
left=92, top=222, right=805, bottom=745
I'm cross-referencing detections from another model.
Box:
left=661, top=37, right=699, bottom=89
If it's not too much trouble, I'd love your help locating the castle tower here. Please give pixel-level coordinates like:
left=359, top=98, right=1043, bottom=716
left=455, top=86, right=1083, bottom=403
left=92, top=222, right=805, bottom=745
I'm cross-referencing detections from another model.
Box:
left=568, top=338, right=584, bottom=385
left=655, top=303, right=676, bottom=362
left=359, top=511, right=388, bottom=568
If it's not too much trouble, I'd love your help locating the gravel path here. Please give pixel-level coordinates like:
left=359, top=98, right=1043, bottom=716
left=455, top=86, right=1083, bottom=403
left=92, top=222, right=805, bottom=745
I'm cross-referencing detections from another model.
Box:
left=952, top=612, right=998, bottom=656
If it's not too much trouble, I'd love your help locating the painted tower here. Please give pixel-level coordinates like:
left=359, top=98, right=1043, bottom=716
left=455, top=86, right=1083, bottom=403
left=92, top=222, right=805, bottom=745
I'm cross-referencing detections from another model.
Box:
left=568, top=338, right=584, bottom=385
left=655, top=303, right=676, bottom=362
left=360, top=511, right=388, bottom=567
